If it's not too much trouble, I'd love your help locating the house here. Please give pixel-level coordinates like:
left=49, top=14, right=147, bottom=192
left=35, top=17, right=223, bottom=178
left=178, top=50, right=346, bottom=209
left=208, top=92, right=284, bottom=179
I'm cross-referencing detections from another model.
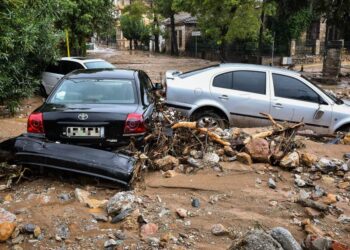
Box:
left=162, top=12, right=198, bottom=54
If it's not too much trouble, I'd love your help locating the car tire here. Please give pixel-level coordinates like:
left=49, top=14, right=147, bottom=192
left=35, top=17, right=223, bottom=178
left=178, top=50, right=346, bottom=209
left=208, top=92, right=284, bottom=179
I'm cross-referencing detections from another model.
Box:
left=192, top=110, right=228, bottom=129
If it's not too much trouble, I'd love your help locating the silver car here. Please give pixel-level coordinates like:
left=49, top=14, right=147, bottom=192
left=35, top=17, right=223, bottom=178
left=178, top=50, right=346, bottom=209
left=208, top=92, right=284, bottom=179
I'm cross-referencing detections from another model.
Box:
left=165, top=64, right=350, bottom=133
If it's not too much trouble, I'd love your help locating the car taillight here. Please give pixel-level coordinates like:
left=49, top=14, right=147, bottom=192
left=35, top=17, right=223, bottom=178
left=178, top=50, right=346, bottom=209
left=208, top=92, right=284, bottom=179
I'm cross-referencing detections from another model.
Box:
left=27, top=112, right=44, bottom=133
left=124, top=113, right=146, bottom=134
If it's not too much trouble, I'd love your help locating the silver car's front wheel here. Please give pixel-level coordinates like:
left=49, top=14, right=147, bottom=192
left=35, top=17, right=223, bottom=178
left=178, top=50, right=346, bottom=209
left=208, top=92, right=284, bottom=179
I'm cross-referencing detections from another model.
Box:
left=192, top=110, right=228, bottom=129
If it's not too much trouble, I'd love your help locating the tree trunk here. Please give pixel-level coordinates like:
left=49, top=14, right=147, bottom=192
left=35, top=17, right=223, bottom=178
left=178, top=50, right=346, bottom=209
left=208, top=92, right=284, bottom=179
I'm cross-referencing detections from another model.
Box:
left=258, top=0, right=266, bottom=64
left=154, top=15, right=160, bottom=53
left=129, top=39, right=132, bottom=50
left=170, top=13, right=179, bottom=56
left=219, top=42, right=226, bottom=62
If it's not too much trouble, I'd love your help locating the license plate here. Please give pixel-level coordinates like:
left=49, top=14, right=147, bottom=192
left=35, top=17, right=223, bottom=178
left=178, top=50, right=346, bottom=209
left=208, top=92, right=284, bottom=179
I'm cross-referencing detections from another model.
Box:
left=65, top=127, right=105, bottom=138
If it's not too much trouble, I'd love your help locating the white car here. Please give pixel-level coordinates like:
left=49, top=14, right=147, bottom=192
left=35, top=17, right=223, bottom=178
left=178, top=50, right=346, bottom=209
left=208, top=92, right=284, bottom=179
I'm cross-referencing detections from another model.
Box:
left=41, top=57, right=115, bottom=95
left=165, top=64, right=350, bottom=133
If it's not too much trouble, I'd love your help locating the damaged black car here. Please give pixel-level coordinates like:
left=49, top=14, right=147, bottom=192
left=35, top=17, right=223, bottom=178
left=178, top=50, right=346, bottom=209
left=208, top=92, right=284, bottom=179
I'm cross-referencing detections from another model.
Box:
left=28, top=68, right=160, bottom=148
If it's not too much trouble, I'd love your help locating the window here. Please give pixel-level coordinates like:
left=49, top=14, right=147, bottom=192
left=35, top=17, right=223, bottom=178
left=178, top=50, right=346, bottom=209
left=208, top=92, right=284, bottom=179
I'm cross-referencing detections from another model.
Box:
left=178, top=30, right=183, bottom=48
left=213, top=72, right=232, bottom=89
left=232, top=71, right=266, bottom=94
left=84, top=61, right=115, bottom=69
left=49, top=79, right=136, bottom=104
left=60, top=61, right=84, bottom=75
left=139, top=72, right=154, bottom=106
left=45, top=63, right=60, bottom=74
left=273, top=74, right=320, bottom=103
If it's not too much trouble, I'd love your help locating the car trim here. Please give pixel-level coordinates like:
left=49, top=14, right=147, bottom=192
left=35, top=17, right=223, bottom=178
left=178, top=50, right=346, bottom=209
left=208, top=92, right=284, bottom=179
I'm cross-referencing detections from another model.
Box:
left=230, top=112, right=329, bottom=128
left=123, top=132, right=146, bottom=137
left=166, top=103, right=192, bottom=110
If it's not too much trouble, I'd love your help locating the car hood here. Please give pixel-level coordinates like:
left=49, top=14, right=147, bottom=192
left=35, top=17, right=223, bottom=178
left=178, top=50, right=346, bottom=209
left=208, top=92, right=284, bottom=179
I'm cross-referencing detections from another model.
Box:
left=38, top=103, right=139, bottom=114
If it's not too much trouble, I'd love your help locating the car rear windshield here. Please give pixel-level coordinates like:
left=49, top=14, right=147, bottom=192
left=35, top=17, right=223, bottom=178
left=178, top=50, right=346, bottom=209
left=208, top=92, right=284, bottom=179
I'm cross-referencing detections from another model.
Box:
left=84, top=61, right=115, bottom=69
left=48, top=79, right=136, bottom=104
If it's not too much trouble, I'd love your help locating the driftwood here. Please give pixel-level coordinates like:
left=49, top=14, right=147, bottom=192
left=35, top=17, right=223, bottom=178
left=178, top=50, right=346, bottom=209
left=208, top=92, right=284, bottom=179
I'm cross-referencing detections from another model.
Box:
left=171, top=122, right=230, bottom=146
left=297, top=198, right=328, bottom=211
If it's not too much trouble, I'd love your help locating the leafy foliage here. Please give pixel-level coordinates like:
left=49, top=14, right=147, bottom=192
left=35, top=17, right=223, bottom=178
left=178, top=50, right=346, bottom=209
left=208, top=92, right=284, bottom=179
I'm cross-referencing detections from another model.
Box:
left=0, top=0, right=62, bottom=113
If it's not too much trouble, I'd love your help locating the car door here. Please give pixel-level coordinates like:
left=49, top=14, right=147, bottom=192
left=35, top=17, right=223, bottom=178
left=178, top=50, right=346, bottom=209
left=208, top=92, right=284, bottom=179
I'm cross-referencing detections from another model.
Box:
left=210, top=70, right=271, bottom=127
left=270, top=73, right=332, bottom=133
left=42, top=63, right=63, bottom=94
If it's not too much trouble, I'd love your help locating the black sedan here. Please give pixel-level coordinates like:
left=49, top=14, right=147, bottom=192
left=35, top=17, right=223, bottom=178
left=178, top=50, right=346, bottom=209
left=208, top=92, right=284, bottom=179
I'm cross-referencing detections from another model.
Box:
left=27, top=69, right=158, bottom=148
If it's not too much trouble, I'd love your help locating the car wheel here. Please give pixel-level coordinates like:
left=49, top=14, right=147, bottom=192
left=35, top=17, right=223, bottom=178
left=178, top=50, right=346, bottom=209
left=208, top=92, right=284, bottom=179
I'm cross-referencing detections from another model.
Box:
left=192, top=110, right=228, bottom=129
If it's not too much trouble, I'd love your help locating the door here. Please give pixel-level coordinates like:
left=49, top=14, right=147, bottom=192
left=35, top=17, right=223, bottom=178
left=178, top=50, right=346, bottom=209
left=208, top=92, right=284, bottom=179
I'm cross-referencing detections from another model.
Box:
left=42, top=63, right=64, bottom=94
left=210, top=70, right=271, bottom=127
left=270, top=73, right=332, bottom=133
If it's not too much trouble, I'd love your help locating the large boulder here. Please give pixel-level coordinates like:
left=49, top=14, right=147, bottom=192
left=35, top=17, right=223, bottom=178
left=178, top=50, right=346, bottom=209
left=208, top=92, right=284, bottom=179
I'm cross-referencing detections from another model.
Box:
left=270, top=227, right=302, bottom=250
left=228, top=229, right=283, bottom=250
left=245, top=138, right=270, bottom=163
left=280, top=152, right=300, bottom=169
left=0, top=222, right=16, bottom=242
left=107, top=191, right=139, bottom=216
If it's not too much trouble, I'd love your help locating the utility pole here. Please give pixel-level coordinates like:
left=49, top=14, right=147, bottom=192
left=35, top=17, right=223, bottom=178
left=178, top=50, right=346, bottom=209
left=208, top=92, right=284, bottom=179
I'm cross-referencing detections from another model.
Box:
left=65, top=29, right=70, bottom=57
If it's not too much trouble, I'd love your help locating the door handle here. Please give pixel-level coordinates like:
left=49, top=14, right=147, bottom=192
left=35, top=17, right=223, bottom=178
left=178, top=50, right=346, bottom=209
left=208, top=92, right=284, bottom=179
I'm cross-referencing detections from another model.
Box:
left=219, top=95, right=229, bottom=100
left=272, top=103, right=283, bottom=108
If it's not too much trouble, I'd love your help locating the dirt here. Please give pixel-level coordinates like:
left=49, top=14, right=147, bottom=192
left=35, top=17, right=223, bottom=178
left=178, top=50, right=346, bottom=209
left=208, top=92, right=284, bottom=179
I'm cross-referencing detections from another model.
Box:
left=0, top=49, right=350, bottom=249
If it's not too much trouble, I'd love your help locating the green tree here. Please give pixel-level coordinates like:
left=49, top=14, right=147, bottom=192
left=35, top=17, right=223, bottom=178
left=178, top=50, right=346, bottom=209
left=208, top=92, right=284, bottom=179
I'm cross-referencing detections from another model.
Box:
left=120, top=0, right=150, bottom=49
left=58, top=0, right=116, bottom=56
left=0, top=0, right=62, bottom=113
left=174, top=0, right=261, bottom=60
left=154, top=0, right=179, bottom=56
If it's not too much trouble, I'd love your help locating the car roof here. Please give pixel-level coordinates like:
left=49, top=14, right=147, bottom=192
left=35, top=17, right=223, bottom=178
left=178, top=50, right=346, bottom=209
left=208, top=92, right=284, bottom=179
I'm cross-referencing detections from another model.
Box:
left=66, top=69, right=137, bottom=79
left=60, top=57, right=105, bottom=63
left=179, top=63, right=300, bottom=78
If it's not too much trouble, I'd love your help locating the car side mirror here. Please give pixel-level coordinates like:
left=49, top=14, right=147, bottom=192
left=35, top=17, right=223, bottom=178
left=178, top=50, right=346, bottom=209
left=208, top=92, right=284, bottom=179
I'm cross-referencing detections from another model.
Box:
left=153, top=83, right=163, bottom=90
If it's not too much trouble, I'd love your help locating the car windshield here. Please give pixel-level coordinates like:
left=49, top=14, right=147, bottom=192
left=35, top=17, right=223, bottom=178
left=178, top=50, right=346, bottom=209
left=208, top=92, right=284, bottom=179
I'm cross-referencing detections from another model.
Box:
left=301, top=75, right=344, bottom=105
left=84, top=61, right=115, bottom=69
left=48, top=79, right=136, bottom=104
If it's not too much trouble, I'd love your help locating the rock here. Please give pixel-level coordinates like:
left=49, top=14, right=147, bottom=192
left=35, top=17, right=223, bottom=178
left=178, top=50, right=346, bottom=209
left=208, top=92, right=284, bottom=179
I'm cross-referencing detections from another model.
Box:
left=269, top=201, right=278, bottom=207
left=176, top=208, right=187, bottom=218
left=21, top=223, right=36, bottom=233
left=228, top=229, right=283, bottom=250
left=338, top=214, right=350, bottom=224
left=237, top=152, right=253, bottom=165
left=342, top=133, right=350, bottom=145
left=317, top=158, right=337, bottom=173
left=302, top=235, right=349, bottom=250
left=245, top=138, right=270, bottom=162
left=187, top=157, right=204, bottom=168
left=203, top=152, right=220, bottom=166
left=91, top=213, right=109, bottom=222
left=58, top=193, right=71, bottom=201
left=56, top=224, right=69, bottom=240
left=338, top=182, right=350, bottom=189
left=0, top=222, right=16, bottom=242
left=299, top=190, right=310, bottom=200
left=12, top=245, right=23, bottom=250
left=11, top=234, right=24, bottom=244
left=320, top=193, right=337, bottom=205
left=268, top=178, right=276, bottom=189
left=190, top=150, right=202, bottom=159
left=211, top=224, right=228, bottom=236
left=191, top=198, right=200, bottom=208
left=280, top=152, right=300, bottom=168
left=224, top=146, right=236, bottom=157
left=301, top=153, right=318, bottom=167
left=104, top=239, right=118, bottom=248
left=340, top=163, right=349, bottom=172
left=114, top=230, right=126, bottom=240
left=313, top=186, right=325, bottom=198
left=154, top=155, right=179, bottom=171
left=148, top=237, right=160, bottom=247
left=106, top=191, right=137, bottom=216
left=270, top=227, right=302, bottom=250
left=163, top=170, right=176, bottom=178
left=345, top=153, right=350, bottom=160
left=0, top=208, right=16, bottom=224
left=256, top=178, right=262, bottom=184
left=305, top=207, right=323, bottom=219
left=295, top=178, right=306, bottom=187
left=33, top=226, right=41, bottom=238
left=74, top=188, right=108, bottom=209
left=161, top=232, right=174, bottom=243
left=140, top=223, right=158, bottom=238
left=111, top=208, right=133, bottom=223
left=345, top=172, right=350, bottom=182
left=302, top=219, right=324, bottom=237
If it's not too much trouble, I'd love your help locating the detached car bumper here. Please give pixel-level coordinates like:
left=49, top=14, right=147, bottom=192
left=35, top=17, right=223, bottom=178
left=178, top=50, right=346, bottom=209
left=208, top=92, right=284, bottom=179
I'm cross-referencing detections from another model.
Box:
left=0, top=134, right=136, bottom=187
